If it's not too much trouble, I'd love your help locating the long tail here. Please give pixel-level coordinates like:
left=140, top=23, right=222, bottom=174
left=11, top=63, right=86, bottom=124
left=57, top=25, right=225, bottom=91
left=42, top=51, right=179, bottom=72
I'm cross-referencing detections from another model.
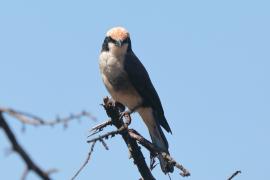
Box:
left=149, top=124, right=174, bottom=173
left=138, top=107, right=174, bottom=173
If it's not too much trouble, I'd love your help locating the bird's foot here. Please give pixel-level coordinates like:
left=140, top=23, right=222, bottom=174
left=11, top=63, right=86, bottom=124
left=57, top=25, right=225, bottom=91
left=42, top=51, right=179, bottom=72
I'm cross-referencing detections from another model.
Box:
left=120, top=111, right=132, bottom=126
left=119, top=103, right=143, bottom=126
left=150, top=153, right=158, bottom=171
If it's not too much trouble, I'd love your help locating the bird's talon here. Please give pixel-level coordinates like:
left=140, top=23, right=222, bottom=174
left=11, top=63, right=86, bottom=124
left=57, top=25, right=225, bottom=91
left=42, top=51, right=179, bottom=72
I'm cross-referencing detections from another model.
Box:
left=120, top=111, right=132, bottom=126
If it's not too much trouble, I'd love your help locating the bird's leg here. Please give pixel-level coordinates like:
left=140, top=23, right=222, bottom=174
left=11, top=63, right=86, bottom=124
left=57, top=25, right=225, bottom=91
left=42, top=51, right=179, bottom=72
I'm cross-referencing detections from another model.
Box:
left=119, top=103, right=142, bottom=126
left=122, top=112, right=132, bottom=126
left=119, top=110, right=132, bottom=121
left=150, top=153, right=158, bottom=171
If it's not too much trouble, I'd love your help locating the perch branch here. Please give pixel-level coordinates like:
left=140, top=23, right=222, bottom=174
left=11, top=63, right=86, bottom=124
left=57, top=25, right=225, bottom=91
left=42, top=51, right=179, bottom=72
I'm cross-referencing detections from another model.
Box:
left=128, top=129, right=190, bottom=177
left=100, top=97, right=156, bottom=180
left=79, top=97, right=190, bottom=179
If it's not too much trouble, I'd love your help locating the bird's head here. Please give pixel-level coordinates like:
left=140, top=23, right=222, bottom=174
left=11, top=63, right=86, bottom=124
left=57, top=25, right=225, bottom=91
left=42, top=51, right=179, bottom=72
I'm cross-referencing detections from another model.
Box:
left=102, top=27, right=132, bottom=55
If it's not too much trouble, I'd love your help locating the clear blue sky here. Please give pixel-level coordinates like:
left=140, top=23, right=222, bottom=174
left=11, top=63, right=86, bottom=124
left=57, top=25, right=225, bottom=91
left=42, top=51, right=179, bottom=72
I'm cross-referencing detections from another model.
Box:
left=0, top=0, right=269, bottom=179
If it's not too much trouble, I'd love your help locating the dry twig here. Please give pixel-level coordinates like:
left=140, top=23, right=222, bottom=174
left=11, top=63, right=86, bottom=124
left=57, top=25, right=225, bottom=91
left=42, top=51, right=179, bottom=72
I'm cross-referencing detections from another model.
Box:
left=0, top=106, right=95, bottom=128
left=128, top=130, right=190, bottom=177
left=83, top=97, right=190, bottom=180
left=86, top=97, right=156, bottom=180
left=88, top=119, right=112, bottom=137
left=0, top=107, right=95, bottom=180
left=228, top=170, right=241, bottom=180
left=71, top=141, right=97, bottom=180
left=0, top=112, right=52, bottom=180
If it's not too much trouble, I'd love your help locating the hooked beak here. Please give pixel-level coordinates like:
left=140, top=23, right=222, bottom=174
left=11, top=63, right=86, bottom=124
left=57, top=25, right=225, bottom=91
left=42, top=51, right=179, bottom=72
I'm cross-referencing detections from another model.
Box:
left=115, top=40, right=123, bottom=47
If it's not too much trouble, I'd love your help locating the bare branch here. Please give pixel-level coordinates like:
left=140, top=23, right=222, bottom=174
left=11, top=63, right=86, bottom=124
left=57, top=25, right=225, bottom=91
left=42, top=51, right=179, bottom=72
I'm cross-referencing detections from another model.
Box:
left=71, top=141, right=97, bottom=180
left=90, top=119, right=112, bottom=132
left=228, top=170, right=241, bottom=180
left=85, top=98, right=190, bottom=179
left=128, top=129, right=161, bottom=153
left=128, top=129, right=190, bottom=177
left=87, top=98, right=156, bottom=179
left=88, top=119, right=112, bottom=137
left=0, top=106, right=95, bottom=127
left=99, top=138, right=109, bottom=150
left=0, top=112, right=51, bottom=180
left=87, top=128, right=123, bottom=144
left=89, top=126, right=190, bottom=177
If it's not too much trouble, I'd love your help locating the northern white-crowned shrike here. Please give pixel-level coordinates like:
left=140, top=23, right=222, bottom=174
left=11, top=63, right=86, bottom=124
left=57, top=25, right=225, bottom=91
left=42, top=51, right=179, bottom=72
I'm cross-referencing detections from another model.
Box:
left=99, top=27, right=173, bottom=173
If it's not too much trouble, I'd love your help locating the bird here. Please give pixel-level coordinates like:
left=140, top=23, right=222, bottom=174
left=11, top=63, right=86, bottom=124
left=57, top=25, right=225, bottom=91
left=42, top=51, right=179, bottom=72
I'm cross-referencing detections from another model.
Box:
left=99, top=26, right=173, bottom=173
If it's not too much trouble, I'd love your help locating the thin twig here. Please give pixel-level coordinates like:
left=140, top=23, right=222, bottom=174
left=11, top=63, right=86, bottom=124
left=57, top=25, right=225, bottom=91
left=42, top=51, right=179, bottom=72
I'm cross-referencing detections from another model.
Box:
left=90, top=119, right=112, bottom=132
left=88, top=120, right=112, bottom=137
left=0, top=106, right=95, bottom=127
left=71, top=141, right=97, bottom=180
left=128, top=129, right=162, bottom=153
left=99, top=138, right=109, bottom=150
left=228, top=170, right=241, bottom=180
left=87, top=127, right=125, bottom=144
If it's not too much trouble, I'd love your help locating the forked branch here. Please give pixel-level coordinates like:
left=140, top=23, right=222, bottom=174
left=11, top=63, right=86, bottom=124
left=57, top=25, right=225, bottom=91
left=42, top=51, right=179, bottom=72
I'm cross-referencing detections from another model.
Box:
left=73, top=97, right=190, bottom=180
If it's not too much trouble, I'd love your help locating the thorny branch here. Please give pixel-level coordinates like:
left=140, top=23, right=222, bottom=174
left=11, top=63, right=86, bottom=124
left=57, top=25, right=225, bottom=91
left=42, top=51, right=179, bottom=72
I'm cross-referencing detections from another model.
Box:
left=73, top=97, right=190, bottom=180
left=0, top=107, right=95, bottom=180
left=0, top=106, right=95, bottom=128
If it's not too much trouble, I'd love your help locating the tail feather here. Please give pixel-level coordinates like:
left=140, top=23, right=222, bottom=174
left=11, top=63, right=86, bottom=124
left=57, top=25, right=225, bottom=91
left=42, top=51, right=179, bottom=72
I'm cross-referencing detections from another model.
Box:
left=149, top=124, right=174, bottom=173
left=137, top=107, right=174, bottom=173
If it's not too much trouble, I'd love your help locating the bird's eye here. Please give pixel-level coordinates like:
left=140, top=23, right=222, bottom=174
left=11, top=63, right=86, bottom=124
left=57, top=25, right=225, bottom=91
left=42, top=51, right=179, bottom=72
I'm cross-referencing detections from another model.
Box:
left=108, top=37, right=117, bottom=43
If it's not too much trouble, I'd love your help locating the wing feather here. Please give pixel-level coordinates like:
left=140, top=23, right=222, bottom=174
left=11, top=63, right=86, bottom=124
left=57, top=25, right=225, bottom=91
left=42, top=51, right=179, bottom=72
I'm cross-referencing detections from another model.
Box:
left=124, top=51, right=172, bottom=133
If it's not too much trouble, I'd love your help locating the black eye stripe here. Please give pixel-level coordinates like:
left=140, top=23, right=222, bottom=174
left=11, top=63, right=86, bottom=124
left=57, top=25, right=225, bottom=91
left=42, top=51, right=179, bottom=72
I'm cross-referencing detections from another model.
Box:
left=107, top=37, right=117, bottom=43
left=107, top=36, right=129, bottom=44
left=102, top=37, right=132, bottom=52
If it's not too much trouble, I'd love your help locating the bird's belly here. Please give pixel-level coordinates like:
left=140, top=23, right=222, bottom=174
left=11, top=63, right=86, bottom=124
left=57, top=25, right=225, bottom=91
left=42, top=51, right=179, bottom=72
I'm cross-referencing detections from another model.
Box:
left=102, top=74, right=142, bottom=110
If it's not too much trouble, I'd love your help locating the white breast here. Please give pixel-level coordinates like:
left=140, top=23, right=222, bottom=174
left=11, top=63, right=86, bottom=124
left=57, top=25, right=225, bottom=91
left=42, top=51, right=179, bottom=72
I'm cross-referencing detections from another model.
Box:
left=99, top=51, right=142, bottom=110
left=99, top=51, right=124, bottom=74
